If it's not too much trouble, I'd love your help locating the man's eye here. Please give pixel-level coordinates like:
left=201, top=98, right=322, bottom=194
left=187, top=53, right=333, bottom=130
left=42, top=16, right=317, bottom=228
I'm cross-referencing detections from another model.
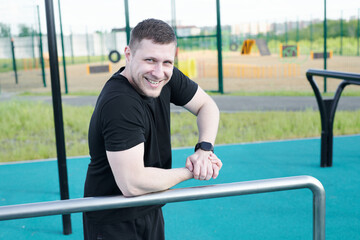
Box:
left=146, top=59, right=154, bottom=62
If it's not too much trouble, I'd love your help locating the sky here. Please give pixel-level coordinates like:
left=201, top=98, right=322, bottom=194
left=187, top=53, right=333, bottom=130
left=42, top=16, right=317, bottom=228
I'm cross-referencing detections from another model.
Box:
left=0, top=0, right=359, bottom=35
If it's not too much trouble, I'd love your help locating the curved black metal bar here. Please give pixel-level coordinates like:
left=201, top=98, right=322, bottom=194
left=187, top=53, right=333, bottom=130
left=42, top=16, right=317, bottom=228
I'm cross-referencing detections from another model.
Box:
left=329, top=81, right=350, bottom=126
left=306, top=69, right=360, bottom=82
left=306, top=72, right=328, bottom=131
left=305, top=69, right=360, bottom=167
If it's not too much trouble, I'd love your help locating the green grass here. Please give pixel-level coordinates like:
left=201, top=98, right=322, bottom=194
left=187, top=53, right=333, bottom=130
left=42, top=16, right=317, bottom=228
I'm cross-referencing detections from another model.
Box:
left=171, top=110, right=360, bottom=146
left=0, top=101, right=94, bottom=162
left=0, top=55, right=110, bottom=73
left=18, top=89, right=360, bottom=97
left=19, top=90, right=101, bottom=97
left=208, top=90, right=360, bottom=97
left=1, top=101, right=359, bottom=163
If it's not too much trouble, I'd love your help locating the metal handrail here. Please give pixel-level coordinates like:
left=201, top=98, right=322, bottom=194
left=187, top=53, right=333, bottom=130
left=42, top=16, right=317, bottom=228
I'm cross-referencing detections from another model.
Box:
left=0, top=175, right=325, bottom=240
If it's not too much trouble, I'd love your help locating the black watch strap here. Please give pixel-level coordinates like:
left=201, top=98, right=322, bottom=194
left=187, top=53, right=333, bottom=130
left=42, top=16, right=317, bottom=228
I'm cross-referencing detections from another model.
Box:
left=194, top=142, right=214, bottom=152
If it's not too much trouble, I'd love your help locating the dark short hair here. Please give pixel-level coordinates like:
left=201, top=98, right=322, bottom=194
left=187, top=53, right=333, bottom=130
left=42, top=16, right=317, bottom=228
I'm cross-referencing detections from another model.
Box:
left=129, top=18, right=177, bottom=50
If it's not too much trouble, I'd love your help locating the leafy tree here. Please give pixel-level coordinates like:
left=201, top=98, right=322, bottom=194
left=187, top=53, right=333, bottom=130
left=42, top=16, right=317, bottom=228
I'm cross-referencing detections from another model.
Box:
left=0, top=23, right=10, bottom=37
left=18, top=24, right=32, bottom=37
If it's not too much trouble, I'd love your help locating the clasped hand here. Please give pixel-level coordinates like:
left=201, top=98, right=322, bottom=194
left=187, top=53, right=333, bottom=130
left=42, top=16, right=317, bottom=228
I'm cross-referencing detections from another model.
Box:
left=186, top=150, right=222, bottom=180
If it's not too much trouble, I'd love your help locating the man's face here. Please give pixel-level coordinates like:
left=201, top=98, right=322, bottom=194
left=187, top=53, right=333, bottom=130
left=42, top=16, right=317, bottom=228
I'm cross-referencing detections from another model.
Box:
left=124, top=39, right=176, bottom=98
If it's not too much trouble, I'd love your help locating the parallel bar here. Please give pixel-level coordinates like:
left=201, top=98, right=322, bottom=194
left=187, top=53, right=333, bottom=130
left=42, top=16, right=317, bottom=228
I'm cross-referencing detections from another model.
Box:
left=306, top=69, right=360, bottom=82
left=0, top=176, right=325, bottom=240
left=306, top=69, right=360, bottom=167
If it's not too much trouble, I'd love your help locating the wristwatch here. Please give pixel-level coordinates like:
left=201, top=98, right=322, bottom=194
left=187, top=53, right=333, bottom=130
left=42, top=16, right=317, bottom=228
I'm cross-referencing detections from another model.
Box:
left=194, top=142, right=214, bottom=153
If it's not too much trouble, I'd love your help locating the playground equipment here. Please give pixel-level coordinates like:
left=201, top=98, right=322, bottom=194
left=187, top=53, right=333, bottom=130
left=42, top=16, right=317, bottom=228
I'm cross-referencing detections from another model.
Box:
left=86, top=50, right=121, bottom=74
left=0, top=176, right=326, bottom=240
left=306, top=69, right=360, bottom=167
left=310, top=51, right=333, bottom=60
left=196, top=61, right=300, bottom=79
left=108, top=50, right=121, bottom=63
left=240, top=39, right=271, bottom=56
left=178, top=58, right=197, bottom=78
left=86, top=64, right=112, bottom=74
left=280, top=44, right=300, bottom=58
left=241, top=39, right=256, bottom=54
left=255, top=39, right=271, bottom=56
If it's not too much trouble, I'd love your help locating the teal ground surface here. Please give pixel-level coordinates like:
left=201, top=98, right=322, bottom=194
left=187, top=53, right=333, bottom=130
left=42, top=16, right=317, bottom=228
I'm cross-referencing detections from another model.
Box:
left=0, top=135, right=359, bottom=240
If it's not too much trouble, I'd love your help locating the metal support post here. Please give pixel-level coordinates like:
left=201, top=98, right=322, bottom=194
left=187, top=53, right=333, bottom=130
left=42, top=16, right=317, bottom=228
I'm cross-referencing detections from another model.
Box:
left=44, top=0, right=71, bottom=235
left=306, top=69, right=360, bottom=167
left=320, top=99, right=334, bottom=167
left=37, top=5, right=46, bottom=87
left=10, top=38, right=18, bottom=84
left=58, top=0, right=68, bottom=94
left=216, top=0, right=224, bottom=94
left=124, top=0, right=130, bottom=45
left=323, top=0, right=327, bottom=93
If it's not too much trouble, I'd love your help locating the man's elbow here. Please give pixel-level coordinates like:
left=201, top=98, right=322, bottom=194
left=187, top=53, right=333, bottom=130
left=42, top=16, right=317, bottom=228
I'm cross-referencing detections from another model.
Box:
left=120, top=183, right=147, bottom=197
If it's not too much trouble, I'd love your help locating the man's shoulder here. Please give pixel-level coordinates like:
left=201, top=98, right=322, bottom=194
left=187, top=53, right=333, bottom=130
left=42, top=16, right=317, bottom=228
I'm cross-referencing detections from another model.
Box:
left=95, top=77, right=142, bottom=113
left=101, top=72, right=138, bottom=98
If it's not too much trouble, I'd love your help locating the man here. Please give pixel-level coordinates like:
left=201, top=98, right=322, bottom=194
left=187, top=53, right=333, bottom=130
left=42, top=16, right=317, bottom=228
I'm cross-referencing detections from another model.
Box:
left=83, top=18, right=222, bottom=240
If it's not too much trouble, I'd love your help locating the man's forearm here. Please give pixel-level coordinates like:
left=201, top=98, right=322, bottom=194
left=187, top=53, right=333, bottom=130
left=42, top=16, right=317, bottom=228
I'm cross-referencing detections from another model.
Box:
left=119, top=167, right=193, bottom=197
left=183, top=86, right=221, bottom=180
left=184, top=87, right=220, bottom=144
left=108, top=147, right=194, bottom=198
left=196, top=97, right=220, bottom=144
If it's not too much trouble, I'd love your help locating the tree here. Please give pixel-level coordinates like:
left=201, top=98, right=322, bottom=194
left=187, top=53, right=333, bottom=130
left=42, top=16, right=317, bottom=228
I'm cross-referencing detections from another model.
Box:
left=0, top=23, right=10, bottom=37
left=18, top=24, right=32, bottom=37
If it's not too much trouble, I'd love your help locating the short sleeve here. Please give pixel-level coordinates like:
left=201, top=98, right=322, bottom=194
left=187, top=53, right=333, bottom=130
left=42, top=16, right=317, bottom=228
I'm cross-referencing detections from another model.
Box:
left=169, top=67, right=198, bottom=106
left=101, top=95, right=145, bottom=151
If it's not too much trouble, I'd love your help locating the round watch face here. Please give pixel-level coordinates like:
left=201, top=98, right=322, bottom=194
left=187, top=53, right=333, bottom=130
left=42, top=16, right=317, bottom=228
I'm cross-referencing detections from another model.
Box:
left=200, top=142, right=213, bottom=151
left=195, top=142, right=214, bottom=152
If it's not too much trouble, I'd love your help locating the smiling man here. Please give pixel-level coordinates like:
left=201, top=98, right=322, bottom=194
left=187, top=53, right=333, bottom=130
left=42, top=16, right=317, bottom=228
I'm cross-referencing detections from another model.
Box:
left=83, top=18, right=222, bottom=240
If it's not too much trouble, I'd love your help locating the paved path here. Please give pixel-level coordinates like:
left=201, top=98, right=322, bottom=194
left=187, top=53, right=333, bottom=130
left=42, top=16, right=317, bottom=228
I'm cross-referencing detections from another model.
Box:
left=1, top=93, right=360, bottom=112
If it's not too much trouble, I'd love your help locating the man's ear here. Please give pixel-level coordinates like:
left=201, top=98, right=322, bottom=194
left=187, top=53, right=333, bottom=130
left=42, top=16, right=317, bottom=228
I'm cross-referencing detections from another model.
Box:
left=124, top=46, right=131, bottom=62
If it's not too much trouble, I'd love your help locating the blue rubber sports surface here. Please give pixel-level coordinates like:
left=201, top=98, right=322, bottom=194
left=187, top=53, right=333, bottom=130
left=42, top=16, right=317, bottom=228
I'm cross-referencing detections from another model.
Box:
left=0, top=135, right=359, bottom=239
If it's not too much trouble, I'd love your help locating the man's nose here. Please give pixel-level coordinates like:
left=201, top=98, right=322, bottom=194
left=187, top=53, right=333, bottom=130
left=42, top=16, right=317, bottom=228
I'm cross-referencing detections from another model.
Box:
left=152, top=64, right=164, bottom=79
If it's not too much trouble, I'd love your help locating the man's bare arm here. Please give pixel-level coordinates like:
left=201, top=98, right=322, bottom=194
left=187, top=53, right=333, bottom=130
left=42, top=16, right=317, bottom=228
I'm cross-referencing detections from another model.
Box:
left=183, top=86, right=222, bottom=180
left=107, top=143, right=193, bottom=197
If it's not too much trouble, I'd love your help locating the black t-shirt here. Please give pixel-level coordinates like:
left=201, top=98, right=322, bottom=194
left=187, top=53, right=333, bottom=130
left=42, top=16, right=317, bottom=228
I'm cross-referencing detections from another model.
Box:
left=84, top=66, right=198, bottom=223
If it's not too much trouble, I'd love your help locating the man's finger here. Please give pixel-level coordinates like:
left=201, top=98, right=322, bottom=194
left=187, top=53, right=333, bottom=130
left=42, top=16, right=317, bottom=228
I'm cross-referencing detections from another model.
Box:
left=185, top=157, right=193, bottom=172
left=192, top=162, right=201, bottom=180
left=210, top=158, right=222, bottom=169
left=212, top=164, right=220, bottom=179
left=206, top=163, right=213, bottom=180
left=199, top=163, right=208, bottom=180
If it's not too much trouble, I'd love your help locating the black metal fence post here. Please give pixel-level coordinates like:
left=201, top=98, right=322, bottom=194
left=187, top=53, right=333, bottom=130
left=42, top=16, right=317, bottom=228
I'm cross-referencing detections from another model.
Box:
left=44, top=0, right=72, bottom=235
left=10, top=38, right=18, bottom=84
